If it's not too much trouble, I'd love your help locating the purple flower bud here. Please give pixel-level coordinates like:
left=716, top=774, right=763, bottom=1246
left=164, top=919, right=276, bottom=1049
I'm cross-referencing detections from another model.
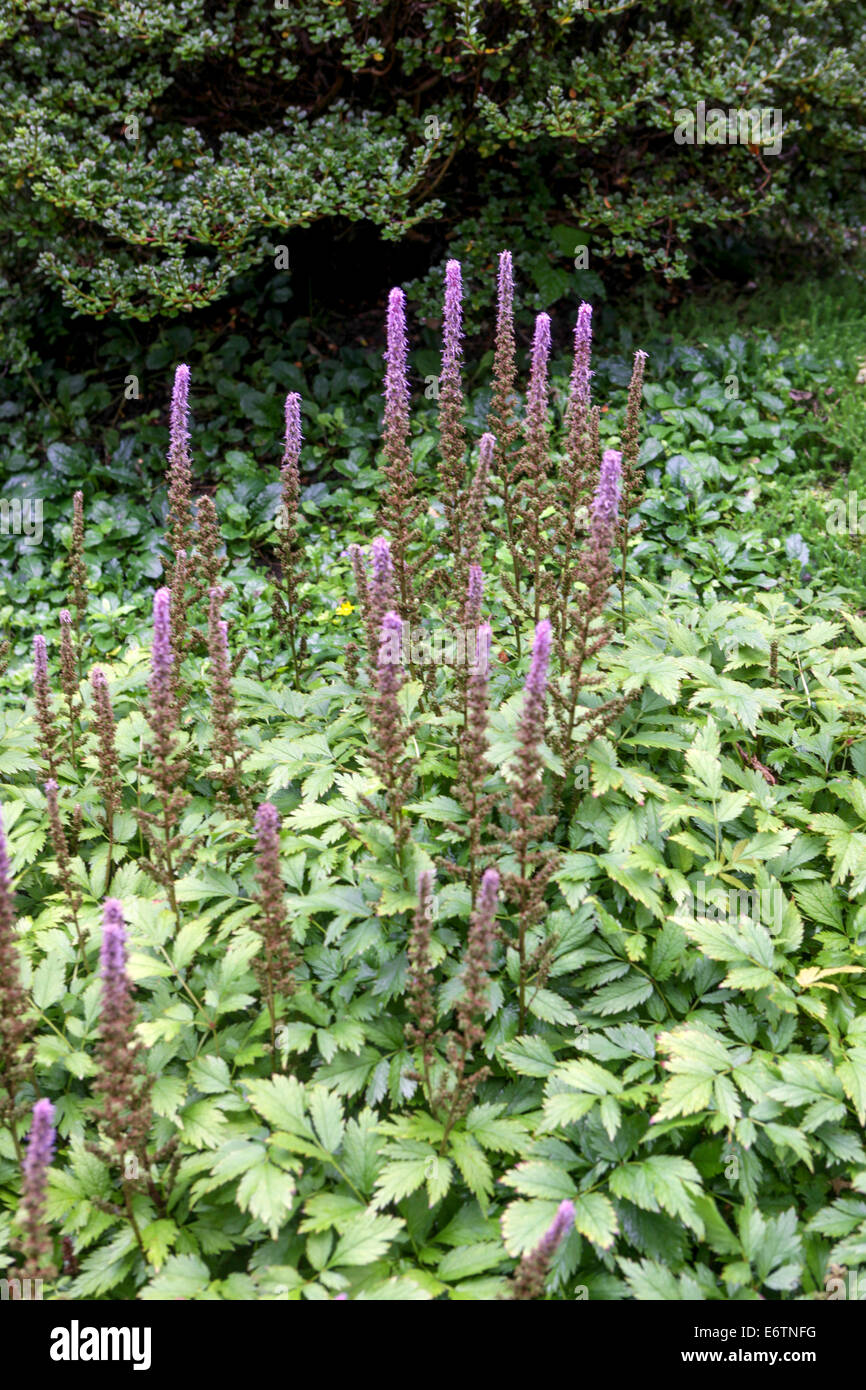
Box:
left=283, top=393, right=302, bottom=467
left=497, top=251, right=513, bottom=330
left=169, top=364, right=191, bottom=461
left=377, top=611, right=404, bottom=685
left=100, top=897, right=128, bottom=994
left=255, top=801, right=281, bottom=850
left=525, top=619, right=552, bottom=705
left=59, top=610, right=72, bottom=627
left=542, top=1199, right=575, bottom=1254
left=384, top=287, right=410, bottom=429
left=33, top=634, right=47, bottom=684
left=592, top=449, right=622, bottom=533
left=568, top=302, right=593, bottom=419
left=477, top=866, right=500, bottom=919
left=23, top=1098, right=56, bottom=1181
left=527, top=313, right=552, bottom=426
left=443, top=259, right=463, bottom=369
left=149, top=587, right=173, bottom=695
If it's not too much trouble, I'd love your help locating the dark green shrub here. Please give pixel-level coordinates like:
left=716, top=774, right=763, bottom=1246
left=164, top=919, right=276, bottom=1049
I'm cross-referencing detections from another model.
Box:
left=1, top=0, right=864, bottom=366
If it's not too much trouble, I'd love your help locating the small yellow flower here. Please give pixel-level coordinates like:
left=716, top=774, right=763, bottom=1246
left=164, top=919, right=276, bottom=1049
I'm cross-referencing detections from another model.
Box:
left=335, top=601, right=354, bottom=617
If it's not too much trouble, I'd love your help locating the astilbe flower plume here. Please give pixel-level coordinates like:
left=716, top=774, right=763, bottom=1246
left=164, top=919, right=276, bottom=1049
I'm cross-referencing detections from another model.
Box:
left=553, top=302, right=599, bottom=650
left=32, top=634, right=60, bottom=780
left=0, top=805, right=35, bottom=1162
left=15, top=1098, right=57, bottom=1282
left=93, top=900, right=155, bottom=1209
left=192, top=494, right=225, bottom=597
left=136, top=588, right=191, bottom=923
left=378, top=288, right=425, bottom=620
left=58, top=609, right=80, bottom=763
left=90, top=668, right=122, bottom=895
left=459, top=433, right=494, bottom=600
left=405, top=870, right=439, bottom=1094
left=553, top=449, right=627, bottom=790
left=450, top=622, right=497, bottom=897
left=165, top=364, right=194, bottom=587
left=349, top=536, right=396, bottom=680
left=67, top=489, right=88, bottom=679
left=207, top=588, right=252, bottom=817
left=503, top=620, right=559, bottom=1031
left=437, top=260, right=467, bottom=571
left=272, top=392, right=310, bottom=686
left=518, top=313, right=553, bottom=623
left=509, top=1200, right=575, bottom=1300
left=617, top=348, right=649, bottom=626
left=360, top=610, right=418, bottom=868
left=251, top=803, right=298, bottom=1065
left=437, top=867, right=500, bottom=1144
left=488, top=253, right=524, bottom=627
left=44, top=779, right=83, bottom=946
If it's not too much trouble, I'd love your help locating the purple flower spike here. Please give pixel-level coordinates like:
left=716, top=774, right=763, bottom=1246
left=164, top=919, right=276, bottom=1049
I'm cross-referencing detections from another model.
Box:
left=443, top=259, right=463, bottom=367
left=525, top=619, right=553, bottom=705
left=527, top=313, right=552, bottom=422
left=283, top=393, right=302, bottom=468
left=149, top=587, right=173, bottom=694
left=384, top=287, right=411, bottom=432
left=169, top=364, right=191, bottom=461
left=24, top=1097, right=55, bottom=1176
left=255, top=801, right=281, bottom=849
left=592, top=449, right=622, bottom=533
left=33, top=634, right=47, bottom=684
left=100, top=897, right=128, bottom=989
left=569, top=303, right=593, bottom=417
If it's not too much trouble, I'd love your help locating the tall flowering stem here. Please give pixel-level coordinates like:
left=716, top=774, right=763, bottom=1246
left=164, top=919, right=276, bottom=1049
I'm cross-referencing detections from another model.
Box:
left=451, top=623, right=496, bottom=898
left=554, top=303, right=598, bottom=653
left=32, top=634, right=60, bottom=780
left=519, top=313, right=553, bottom=624
left=163, top=364, right=195, bottom=693
left=68, top=490, right=88, bottom=678
left=349, top=537, right=396, bottom=681
left=618, top=348, right=649, bottom=629
left=165, top=364, right=194, bottom=586
left=90, top=668, right=122, bottom=895
left=438, top=867, right=500, bottom=1149
left=58, top=609, right=80, bottom=764
left=272, top=392, right=310, bottom=687
left=0, top=806, right=34, bottom=1165
left=505, top=620, right=559, bottom=1031
left=405, top=870, right=439, bottom=1101
left=459, top=433, right=494, bottom=608
left=488, top=252, right=523, bottom=651
left=136, top=588, right=190, bottom=925
left=94, top=899, right=158, bottom=1247
left=252, top=803, right=297, bottom=1067
left=438, top=260, right=467, bottom=573
left=44, top=779, right=83, bottom=948
left=207, top=588, right=252, bottom=817
left=553, top=449, right=626, bottom=794
left=17, top=1098, right=57, bottom=1281
left=362, top=611, right=417, bottom=875
left=509, top=1200, right=574, bottom=1299
left=379, top=288, right=425, bottom=620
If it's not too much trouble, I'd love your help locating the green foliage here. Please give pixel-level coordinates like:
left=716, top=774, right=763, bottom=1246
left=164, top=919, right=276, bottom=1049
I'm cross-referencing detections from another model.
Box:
left=2, top=259, right=866, bottom=1300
